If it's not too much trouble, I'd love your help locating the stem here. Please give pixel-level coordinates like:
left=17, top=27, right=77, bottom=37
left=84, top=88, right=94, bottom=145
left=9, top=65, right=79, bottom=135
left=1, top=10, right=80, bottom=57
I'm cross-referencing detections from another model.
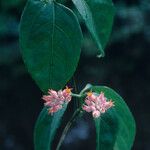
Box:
left=56, top=84, right=92, bottom=149
left=73, top=75, right=78, bottom=94
left=56, top=109, right=81, bottom=150
left=71, top=93, right=82, bottom=98
left=71, top=93, right=87, bottom=98
left=80, top=84, right=92, bottom=95
left=73, top=75, right=79, bottom=109
left=71, top=84, right=92, bottom=98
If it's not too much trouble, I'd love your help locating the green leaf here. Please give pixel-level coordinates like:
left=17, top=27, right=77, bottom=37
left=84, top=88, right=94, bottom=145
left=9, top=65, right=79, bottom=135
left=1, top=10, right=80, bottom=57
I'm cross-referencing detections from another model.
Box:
left=72, top=0, right=115, bottom=57
left=34, top=104, right=67, bottom=150
left=92, top=86, right=136, bottom=150
left=56, top=0, right=67, bottom=4
left=20, top=0, right=82, bottom=92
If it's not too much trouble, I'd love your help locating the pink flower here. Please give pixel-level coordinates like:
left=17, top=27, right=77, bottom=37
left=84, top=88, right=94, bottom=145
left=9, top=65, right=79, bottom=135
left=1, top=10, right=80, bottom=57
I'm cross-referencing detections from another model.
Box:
left=62, top=86, right=72, bottom=102
left=92, top=110, right=100, bottom=118
left=82, top=92, right=114, bottom=118
left=42, top=86, right=72, bottom=115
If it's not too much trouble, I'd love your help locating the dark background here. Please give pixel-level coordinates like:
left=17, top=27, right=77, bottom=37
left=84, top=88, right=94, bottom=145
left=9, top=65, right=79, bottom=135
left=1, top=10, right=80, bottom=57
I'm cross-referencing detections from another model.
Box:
left=0, top=0, right=150, bottom=149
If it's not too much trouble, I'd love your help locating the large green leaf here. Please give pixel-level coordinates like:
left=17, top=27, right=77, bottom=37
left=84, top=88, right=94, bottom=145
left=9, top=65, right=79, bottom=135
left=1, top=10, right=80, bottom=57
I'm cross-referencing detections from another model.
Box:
left=92, top=86, right=136, bottom=150
left=20, top=0, right=82, bottom=92
left=34, top=104, right=67, bottom=150
left=72, top=0, right=115, bottom=57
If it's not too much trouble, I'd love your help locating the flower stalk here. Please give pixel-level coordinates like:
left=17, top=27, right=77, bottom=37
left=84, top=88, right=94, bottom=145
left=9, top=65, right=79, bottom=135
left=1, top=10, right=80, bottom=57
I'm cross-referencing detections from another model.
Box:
left=56, top=108, right=82, bottom=150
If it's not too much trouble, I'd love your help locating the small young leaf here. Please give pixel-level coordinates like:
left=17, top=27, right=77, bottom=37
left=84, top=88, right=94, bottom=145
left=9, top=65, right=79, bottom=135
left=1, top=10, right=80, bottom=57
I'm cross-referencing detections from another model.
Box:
left=34, top=104, right=67, bottom=150
left=92, top=86, right=136, bottom=150
left=20, top=0, right=82, bottom=92
left=72, top=0, right=115, bottom=57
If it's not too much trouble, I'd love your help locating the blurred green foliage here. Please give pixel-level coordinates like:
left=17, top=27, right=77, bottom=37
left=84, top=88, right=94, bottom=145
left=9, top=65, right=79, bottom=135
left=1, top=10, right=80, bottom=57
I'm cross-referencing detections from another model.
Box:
left=0, top=0, right=25, bottom=65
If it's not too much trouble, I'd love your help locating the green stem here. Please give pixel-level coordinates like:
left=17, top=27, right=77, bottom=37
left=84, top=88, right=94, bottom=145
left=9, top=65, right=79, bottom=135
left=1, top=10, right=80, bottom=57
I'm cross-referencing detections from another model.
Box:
left=56, top=84, right=92, bottom=149
left=73, top=75, right=78, bottom=94
left=71, top=93, right=82, bottom=98
left=71, top=84, right=92, bottom=98
left=73, top=75, right=79, bottom=109
left=80, top=84, right=92, bottom=95
left=71, top=93, right=87, bottom=98
left=56, top=108, right=82, bottom=150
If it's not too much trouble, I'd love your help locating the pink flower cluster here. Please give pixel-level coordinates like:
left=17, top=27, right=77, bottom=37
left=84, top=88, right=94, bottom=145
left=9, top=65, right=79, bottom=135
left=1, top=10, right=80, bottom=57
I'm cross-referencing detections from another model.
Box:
left=42, top=87, right=72, bottom=115
left=82, top=92, right=114, bottom=118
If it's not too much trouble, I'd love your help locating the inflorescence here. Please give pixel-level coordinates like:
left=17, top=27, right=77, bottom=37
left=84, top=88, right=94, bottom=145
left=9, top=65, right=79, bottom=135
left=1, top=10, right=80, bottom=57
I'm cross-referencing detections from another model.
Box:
left=42, top=86, right=114, bottom=118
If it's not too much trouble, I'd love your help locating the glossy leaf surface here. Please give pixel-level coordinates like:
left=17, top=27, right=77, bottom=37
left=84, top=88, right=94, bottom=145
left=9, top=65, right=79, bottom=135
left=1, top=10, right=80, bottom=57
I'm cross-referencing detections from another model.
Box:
left=20, top=0, right=82, bottom=92
left=72, top=0, right=115, bottom=57
left=34, top=104, right=67, bottom=150
left=91, top=86, right=136, bottom=150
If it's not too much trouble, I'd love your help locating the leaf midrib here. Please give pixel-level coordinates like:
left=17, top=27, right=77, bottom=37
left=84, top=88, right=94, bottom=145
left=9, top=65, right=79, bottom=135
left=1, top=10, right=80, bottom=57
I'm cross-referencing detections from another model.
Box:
left=73, top=0, right=104, bottom=56
left=49, top=1, right=55, bottom=88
